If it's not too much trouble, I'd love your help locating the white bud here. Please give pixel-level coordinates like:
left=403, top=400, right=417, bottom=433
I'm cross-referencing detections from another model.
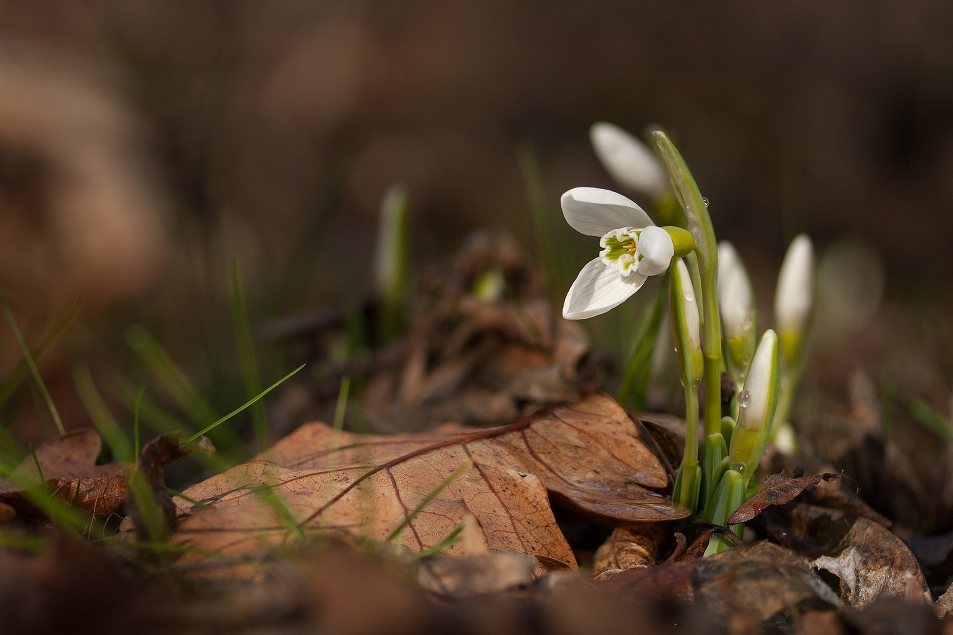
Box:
left=674, top=259, right=701, bottom=355
left=774, top=235, right=815, bottom=337
left=636, top=226, right=674, bottom=276
left=590, top=122, right=670, bottom=202
left=717, top=241, right=754, bottom=340
left=729, top=330, right=780, bottom=476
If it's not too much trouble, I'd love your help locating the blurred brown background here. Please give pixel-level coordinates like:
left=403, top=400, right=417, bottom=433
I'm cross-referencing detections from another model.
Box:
left=1, top=0, right=952, bottom=439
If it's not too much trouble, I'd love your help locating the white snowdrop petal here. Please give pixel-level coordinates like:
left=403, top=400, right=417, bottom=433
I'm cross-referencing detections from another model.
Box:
left=774, top=235, right=815, bottom=334
left=590, top=122, right=670, bottom=201
left=562, top=257, right=647, bottom=319
left=636, top=226, right=674, bottom=276
left=560, top=187, right=654, bottom=237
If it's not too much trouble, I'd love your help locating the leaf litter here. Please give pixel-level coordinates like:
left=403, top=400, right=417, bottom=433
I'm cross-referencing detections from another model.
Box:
left=167, top=393, right=688, bottom=577
left=4, top=233, right=953, bottom=634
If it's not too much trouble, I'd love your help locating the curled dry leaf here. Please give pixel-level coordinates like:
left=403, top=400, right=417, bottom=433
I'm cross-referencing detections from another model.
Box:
left=0, top=428, right=128, bottom=518
left=811, top=517, right=931, bottom=608
left=728, top=471, right=838, bottom=525
left=592, top=523, right=664, bottom=578
left=170, top=393, right=688, bottom=576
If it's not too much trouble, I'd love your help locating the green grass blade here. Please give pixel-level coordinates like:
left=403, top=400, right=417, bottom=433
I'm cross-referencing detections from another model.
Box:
left=228, top=259, right=271, bottom=450
left=1, top=297, right=65, bottom=435
left=384, top=459, right=472, bottom=543
left=163, top=486, right=207, bottom=508
left=517, top=144, right=562, bottom=289
left=113, top=377, right=192, bottom=435
left=29, top=443, right=45, bottom=484
left=415, top=523, right=464, bottom=559
left=907, top=399, right=953, bottom=443
left=74, top=365, right=133, bottom=462
left=333, top=376, right=350, bottom=433
left=127, top=466, right=168, bottom=543
left=98, top=538, right=224, bottom=559
left=0, top=531, right=50, bottom=553
left=256, top=485, right=305, bottom=542
left=0, top=301, right=79, bottom=409
left=125, top=325, right=219, bottom=428
left=375, top=185, right=411, bottom=342
left=133, top=387, right=144, bottom=460
left=186, top=364, right=305, bottom=443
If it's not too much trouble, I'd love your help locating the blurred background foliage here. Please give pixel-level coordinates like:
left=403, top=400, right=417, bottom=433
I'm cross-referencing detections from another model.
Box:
left=0, top=0, right=951, bottom=458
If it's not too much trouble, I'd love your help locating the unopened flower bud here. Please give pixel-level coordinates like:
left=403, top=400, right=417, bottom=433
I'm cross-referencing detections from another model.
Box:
left=670, top=259, right=703, bottom=387
left=728, top=329, right=780, bottom=480
left=717, top=241, right=756, bottom=384
left=590, top=122, right=670, bottom=202
left=774, top=235, right=815, bottom=364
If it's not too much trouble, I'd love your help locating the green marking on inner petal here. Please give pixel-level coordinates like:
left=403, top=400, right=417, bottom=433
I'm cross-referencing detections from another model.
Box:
left=600, top=228, right=642, bottom=273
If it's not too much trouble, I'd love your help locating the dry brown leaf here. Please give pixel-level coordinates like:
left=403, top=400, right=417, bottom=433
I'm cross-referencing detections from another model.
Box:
left=811, top=517, right=932, bottom=608
left=728, top=472, right=838, bottom=525
left=0, top=428, right=128, bottom=517
left=170, top=393, right=687, bottom=575
left=592, top=523, right=664, bottom=578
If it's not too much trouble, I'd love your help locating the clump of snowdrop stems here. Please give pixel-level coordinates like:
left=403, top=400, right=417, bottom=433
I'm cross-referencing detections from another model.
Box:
left=563, top=124, right=814, bottom=546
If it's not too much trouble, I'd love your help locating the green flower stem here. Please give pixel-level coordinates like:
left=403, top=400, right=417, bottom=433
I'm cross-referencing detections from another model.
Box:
left=703, top=468, right=745, bottom=555
left=654, top=132, right=722, bottom=437
left=686, top=252, right=704, bottom=333
left=674, top=377, right=700, bottom=511
left=670, top=260, right=702, bottom=512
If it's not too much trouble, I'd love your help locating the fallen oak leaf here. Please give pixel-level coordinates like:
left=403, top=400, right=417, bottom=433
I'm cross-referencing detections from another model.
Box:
left=0, top=428, right=128, bottom=518
left=171, top=392, right=688, bottom=575
left=727, top=472, right=838, bottom=524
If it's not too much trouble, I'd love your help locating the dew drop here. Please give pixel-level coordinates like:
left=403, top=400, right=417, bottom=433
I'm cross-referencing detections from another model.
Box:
left=738, top=389, right=751, bottom=408
left=702, top=197, right=710, bottom=207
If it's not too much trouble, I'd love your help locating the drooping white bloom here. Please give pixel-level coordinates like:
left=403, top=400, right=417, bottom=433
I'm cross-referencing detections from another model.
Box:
left=774, top=235, right=815, bottom=363
left=561, top=187, right=675, bottom=320
left=728, top=329, right=780, bottom=479
left=590, top=122, right=670, bottom=202
left=717, top=241, right=754, bottom=340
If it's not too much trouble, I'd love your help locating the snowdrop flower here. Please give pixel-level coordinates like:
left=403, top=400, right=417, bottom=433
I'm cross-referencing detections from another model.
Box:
left=774, top=235, right=815, bottom=365
left=561, top=187, right=694, bottom=320
left=717, top=241, right=756, bottom=385
left=728, top=330, right=780, bottom=480
left=590, top=123, right=671, bottom=202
